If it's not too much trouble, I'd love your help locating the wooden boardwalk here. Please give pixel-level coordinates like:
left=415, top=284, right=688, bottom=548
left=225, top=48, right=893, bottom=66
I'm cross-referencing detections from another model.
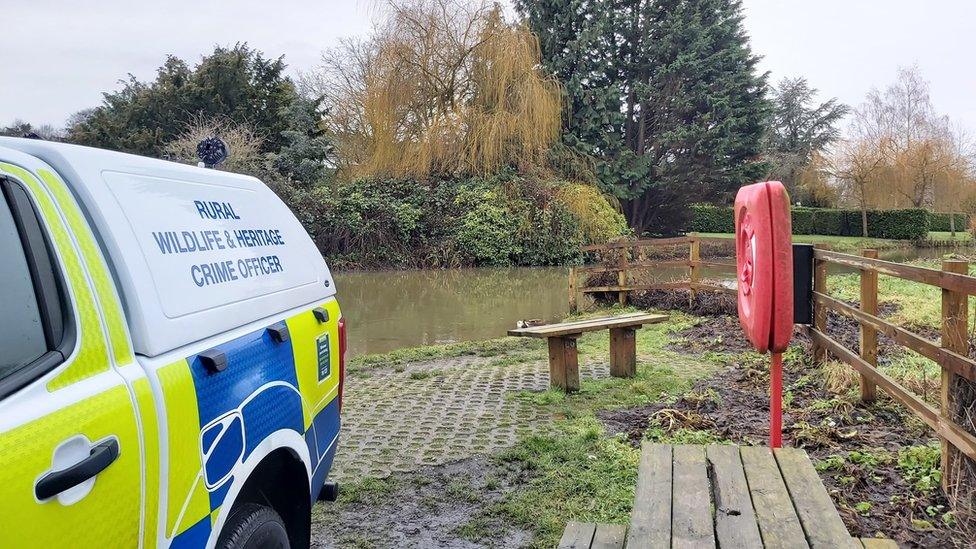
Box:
left=559, top=444, right=899, bottom=548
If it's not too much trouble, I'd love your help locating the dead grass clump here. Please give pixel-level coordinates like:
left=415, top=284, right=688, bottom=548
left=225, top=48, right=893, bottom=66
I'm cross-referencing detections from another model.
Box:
left=821, top=360, right=859, bottom=394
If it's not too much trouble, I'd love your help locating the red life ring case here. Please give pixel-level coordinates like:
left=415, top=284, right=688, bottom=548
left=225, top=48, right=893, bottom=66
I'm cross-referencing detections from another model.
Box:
left=734, top=181, right=793, bottom=354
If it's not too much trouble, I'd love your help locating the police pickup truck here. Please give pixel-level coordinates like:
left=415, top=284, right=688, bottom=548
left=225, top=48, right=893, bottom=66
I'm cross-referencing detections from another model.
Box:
left=0, top=138, right=344, bottom=548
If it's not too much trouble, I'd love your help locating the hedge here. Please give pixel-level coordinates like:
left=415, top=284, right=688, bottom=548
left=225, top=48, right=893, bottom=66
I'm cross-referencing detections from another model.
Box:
left=929, top=212, right=969, bottom=232
left=689, top=204, right=933, bottom=240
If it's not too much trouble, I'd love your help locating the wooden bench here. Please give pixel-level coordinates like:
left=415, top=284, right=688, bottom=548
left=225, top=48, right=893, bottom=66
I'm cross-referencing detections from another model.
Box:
left=507, top=313, right=668, bottom=392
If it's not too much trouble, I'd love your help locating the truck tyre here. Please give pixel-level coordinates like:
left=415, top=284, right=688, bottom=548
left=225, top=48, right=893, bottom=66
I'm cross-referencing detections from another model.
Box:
left=217, top=503, right=290, bottom=549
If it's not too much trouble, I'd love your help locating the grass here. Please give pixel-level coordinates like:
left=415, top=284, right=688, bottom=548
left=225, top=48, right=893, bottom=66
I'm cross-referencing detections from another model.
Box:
left=490, top=417, right=639, bottom=548
left=827, top=259, right=976, bottom=330
left=474, top=310, right=734, bottom=547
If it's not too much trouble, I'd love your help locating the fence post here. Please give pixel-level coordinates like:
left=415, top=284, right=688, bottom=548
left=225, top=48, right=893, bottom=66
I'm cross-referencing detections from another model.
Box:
left=812, top=244, right=829, bottom=362
left=568, top=266, right=578, bottom=314
left=859, top=249, right=879, bottom=402
left=941, top=259, right=969, bottom=492
left=617, top=247, right=628, bottom=306
left=689, top=234, right=700, bottom=306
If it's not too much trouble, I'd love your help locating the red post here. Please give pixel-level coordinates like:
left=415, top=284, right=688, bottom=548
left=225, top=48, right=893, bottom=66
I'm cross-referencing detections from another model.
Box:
left=769, top=352, right=783, bottom=448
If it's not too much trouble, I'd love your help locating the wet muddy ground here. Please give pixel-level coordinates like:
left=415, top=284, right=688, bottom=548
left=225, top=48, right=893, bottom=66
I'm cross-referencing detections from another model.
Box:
left=598, top=312, right=961, bottom=548
left=312, top=456, right=532, bottom=549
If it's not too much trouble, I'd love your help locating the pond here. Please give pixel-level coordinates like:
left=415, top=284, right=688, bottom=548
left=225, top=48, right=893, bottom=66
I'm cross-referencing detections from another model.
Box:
left=333, top=246, right=966, bottom=357
left=334, top=267, right=571, bottom=357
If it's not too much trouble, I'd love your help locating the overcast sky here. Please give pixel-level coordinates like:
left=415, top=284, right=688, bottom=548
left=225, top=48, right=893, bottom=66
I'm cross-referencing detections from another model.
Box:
left=3, top=0, right=975, bottom=136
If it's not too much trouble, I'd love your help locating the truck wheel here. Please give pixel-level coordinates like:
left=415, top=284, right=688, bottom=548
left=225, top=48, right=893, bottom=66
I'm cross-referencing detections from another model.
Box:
left=217, top=503, right=290, bottom=549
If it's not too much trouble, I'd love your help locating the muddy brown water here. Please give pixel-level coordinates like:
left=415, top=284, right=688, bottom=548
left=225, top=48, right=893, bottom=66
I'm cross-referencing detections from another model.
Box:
left=332, top=247, right=960, bottom=357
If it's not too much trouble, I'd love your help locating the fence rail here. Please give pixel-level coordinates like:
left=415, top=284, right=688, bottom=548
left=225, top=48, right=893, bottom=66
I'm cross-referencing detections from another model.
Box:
left=807, top=246, right=976, bottom=489
left=569, top=234, right=736, bottom=312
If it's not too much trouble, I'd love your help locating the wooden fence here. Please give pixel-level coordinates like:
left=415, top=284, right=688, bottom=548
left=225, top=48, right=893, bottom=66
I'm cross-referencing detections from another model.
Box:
left=807, top=246, right=976, bottom=490
left=569, top=234, right=736, bottom=312
left=575, top=235, right=976, bottom=491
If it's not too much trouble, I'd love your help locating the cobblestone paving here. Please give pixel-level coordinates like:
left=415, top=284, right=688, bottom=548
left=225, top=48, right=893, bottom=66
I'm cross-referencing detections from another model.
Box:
left=330, top=355, right=611, bottom=481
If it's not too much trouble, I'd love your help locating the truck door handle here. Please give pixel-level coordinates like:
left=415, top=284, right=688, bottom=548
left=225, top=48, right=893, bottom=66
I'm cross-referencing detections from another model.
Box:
left=35, top=439, right=120, bottom=500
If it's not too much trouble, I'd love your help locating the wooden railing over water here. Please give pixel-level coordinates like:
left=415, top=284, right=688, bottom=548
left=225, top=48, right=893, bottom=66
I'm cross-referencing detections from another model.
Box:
left=569, top=234, right=735, bottom=312
left=807, top=247, right=976, bottom=489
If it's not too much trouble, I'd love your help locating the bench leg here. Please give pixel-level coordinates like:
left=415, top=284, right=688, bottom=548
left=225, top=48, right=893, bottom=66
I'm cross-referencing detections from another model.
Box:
left=610, top=327, right=637, bottom=378
left=548, top=335, right=580, bottom=392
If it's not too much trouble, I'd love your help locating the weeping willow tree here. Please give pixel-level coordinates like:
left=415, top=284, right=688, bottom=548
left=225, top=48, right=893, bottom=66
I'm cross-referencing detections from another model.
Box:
left=309, top=0, right=562, bottom=180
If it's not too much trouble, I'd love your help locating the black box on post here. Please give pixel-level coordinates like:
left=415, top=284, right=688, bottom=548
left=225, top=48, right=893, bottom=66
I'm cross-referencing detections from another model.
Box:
left=793, top=244, right=814, bottom=325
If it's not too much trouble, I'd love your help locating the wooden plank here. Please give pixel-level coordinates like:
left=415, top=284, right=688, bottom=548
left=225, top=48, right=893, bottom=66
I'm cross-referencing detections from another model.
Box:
left=591, top=524, right=627, bottom=549
left=706, top=445, right=763, bottom=548
left=774, top=447, right=857, bottom=548
left=816, top=249, right=976, bottom=295
left=580, top=282, right=690, bottom=294
left=559, top=521, right=596, bottom=549
left=858, top=538, right=899, bottom=548
left=941, top=259, right=969, bottom=491
left=509, top=312, right=647, bottom=333
left=671, top=445, right=715, bottom=549
left=581, top=236, right=692, bottom=251
left=617, top=250, right=629, bottom=305
left=739, top=446, right=808, bottom=549
left=814, top=292, right=976, bottom=381
left=690, top=282, right=737, bottom=295
left=627, top=444, right=672, bottom=549
left=860, top=249, right=879, bottom=401
left=569, top=267, right=578, bottom=314
left=807, top=328, right=976, bottom=461
left=699, top=260, right=737, bottom=268
left=813, top=245, right=829, bottom=362
left=689, top=234, right=700, bottom=305
left=507, top=313, right=668, bottom=338
left=609, top=327, right=637, bottom=378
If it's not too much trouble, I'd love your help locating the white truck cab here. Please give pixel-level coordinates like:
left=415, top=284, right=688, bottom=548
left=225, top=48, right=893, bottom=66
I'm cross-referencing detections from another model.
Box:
left=0, top=138, right=345, bottom=548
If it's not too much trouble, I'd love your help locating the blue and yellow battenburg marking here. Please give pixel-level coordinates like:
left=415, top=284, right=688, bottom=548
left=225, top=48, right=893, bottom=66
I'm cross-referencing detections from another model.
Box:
left=167, top=300, right=342, bottom=547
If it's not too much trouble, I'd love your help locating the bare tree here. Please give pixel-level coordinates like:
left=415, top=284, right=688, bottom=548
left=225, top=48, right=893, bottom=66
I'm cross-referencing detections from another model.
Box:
left=831, top=138, right=886, bottom=237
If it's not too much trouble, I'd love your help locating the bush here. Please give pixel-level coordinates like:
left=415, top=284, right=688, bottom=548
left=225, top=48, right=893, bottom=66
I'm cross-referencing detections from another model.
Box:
left=863, top=209, right=929, bottom=239
left=689, top=204, right=734, bottom=233
left=929, top=212, right=969, bottom=232
left=276, top=173, right=619, bottom=269
left=687, top=205, right=931, bottom=240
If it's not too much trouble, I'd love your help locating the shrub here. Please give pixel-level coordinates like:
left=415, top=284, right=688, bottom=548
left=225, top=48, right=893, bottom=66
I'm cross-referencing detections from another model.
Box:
left=689, top=204, right=734, bottom=233
left=687, top=205, right=931, bottom=240
left=554, top=183, right=629, bottom=244
left=929, top=212, right=969, bottom=232
left=863, top=209, right=929, bottom=239
left=276, top=173, right=607, bottom=268
left=454, top=188, right=519, bottom=266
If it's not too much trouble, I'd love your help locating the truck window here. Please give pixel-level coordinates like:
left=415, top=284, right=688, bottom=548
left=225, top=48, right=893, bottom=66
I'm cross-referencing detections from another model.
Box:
left=0, top=191, right=47, bottom=380
left=0, top=178, right=69, bottom=399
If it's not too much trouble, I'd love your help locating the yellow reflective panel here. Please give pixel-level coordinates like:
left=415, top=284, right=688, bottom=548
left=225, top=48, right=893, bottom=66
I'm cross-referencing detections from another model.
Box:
left=0, top=163, right=109, bottom=390
left=0, top=386, right=141, bottom=547
left=36, top=168, right=134, bottom=367
left=134, top=377, right=161, bottom=548
left=157, top=359, right=210, bottom=538
left=286, top=299, right=342, bottom=428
